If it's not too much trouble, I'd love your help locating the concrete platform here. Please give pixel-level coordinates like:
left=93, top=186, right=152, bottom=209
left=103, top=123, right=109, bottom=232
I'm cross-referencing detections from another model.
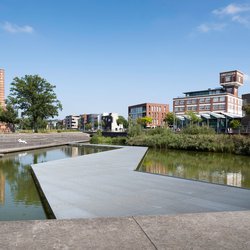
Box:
left=1, top=211, right=250, bottom=249
left=32, top=146, right=250, bottom=219
left=0, top=132, right=90, bottom=154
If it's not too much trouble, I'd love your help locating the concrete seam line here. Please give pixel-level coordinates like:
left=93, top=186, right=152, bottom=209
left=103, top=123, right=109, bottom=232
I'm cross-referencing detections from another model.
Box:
left=132, top=216, right=158, bottom=250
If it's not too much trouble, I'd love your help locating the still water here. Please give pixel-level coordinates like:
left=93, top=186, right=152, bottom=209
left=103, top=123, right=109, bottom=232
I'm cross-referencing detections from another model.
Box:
left=138, top=149, right=250, bottom=189
left=0, top=145, right=115, bottom=221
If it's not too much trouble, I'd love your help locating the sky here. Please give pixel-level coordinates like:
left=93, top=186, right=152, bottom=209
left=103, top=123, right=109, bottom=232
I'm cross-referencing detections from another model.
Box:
left=1, top=0, right=250, bottom=119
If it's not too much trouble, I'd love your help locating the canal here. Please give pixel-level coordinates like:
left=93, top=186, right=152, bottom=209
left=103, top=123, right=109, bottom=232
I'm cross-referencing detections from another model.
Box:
left=137, top=149, right=250, bottom=189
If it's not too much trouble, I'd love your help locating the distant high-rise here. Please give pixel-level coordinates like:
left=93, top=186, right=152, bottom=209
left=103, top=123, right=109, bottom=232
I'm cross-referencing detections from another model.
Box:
left=0, top=69, right=4, bottom=107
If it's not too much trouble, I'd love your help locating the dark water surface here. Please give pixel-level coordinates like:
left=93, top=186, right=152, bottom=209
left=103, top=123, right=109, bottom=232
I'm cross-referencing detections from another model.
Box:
left=0, top=145, right=114, bottom=221
left=137, top=149, right=250, bottom=189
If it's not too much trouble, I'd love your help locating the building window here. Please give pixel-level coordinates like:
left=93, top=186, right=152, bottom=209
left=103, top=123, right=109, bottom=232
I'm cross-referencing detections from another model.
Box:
left=213, top=97, right=218, bottom=102
left=200, top=98, right=205, bottom=103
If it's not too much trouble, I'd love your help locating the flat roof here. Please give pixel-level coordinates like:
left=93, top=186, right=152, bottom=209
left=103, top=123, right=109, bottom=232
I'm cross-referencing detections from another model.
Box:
left=183, top=87, right=223, bottom=95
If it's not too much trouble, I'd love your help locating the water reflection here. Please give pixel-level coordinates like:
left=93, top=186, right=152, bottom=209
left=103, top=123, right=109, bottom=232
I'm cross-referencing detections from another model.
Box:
left=0, top=145, right=115, bottom=221
left=138, top=149, right=250, bottom=189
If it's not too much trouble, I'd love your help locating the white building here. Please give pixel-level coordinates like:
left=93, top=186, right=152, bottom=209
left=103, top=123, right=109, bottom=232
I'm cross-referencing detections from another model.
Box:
left=64, top=115, right=80, bottom=129
left=102, top=113, right=124, bottom=132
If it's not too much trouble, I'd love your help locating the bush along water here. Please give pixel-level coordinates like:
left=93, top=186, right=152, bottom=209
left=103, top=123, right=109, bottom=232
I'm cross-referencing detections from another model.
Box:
left=126, top=126, right=250, bottom=156
left=90, top=125, right=250, bottom=156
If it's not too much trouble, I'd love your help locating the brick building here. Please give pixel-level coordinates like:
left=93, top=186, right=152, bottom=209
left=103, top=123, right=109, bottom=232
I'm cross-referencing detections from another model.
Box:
left=128, top=103, right=169, bottom=128
left=173, top=70, right=243, bottom=116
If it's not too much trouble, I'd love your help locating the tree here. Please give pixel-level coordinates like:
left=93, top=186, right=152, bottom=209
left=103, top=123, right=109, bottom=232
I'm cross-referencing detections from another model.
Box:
left=186, top=111, right=202, bottom=125
left=137, top=116, right=153, bottom=128
left=85, top=123, right=92, bottom=131
left=0, top=102, right=19, bottom=131
left=116, top=116, right=129, bottom=128
left=229, top=119, right=241, bottom=129
left=163, top=112, right=176, bottom=126
left=8, top=75, right=62, bottom=133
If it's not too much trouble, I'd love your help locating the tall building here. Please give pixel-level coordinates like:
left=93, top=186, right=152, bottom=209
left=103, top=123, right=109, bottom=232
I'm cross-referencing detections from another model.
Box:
left=128, top=103, right=169, bottom=128
left=173, top=70, right=243, bottom=116
left=0, top=69, right=4, bottom=107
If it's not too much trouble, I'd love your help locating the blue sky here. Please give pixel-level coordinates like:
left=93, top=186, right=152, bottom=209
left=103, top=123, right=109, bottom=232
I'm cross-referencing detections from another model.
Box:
left=1, top=0, right=250, bottom=118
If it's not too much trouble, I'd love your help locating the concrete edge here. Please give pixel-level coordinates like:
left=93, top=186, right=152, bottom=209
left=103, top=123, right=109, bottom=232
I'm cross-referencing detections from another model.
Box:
left=0, top=140, right=90, bottom=155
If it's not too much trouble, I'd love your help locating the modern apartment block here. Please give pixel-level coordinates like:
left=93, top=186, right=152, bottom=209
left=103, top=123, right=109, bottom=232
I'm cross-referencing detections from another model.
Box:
left=128, top=103, right=169, bottom=127
left=102, top=112, right=124, bottom=131
left=173, top=70, right=244, bottom=116
left=0, top=69, right=4, bottom=107
left=64, top=115, right=80, bottom=129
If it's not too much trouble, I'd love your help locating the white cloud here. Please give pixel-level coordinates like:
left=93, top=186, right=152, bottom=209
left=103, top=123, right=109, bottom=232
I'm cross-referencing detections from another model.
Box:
left=213, top=3, right=250, bottom=16
left=197, top=23, right=226, bottom=33
left=232, top=15, right=250, bottom=26
left=2, top=21, right=34, bottom=34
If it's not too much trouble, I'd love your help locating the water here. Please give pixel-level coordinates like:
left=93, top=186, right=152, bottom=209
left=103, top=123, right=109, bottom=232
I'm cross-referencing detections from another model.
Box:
left=137, top=149, right=250, bottom=189
left=0, top=144, right=115, bottom=221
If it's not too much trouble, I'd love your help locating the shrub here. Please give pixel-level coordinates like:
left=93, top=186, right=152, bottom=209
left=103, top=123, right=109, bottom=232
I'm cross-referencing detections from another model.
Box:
left=181, top=125, right=215, bottom=135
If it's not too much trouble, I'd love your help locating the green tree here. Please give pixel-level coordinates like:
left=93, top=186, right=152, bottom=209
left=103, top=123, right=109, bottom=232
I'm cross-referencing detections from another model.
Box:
left=8, top=75, right=62, bottom=133
left=163, top=112, right=176, bottom=126
left=0, top=102, right=19, bottom=131
left=230, top=120, right=241, bottom=129
left=85, top=123, right=92, bottom=131
left=186, top=111, right=202, bottom=125
left=137, top=116, right=153, bottom=128
left=116, top=116, right=129, bottom=128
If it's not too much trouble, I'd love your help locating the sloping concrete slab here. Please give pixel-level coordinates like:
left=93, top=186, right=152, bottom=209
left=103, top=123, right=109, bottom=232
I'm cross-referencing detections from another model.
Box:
left=32, top=146, right=250, bottom=219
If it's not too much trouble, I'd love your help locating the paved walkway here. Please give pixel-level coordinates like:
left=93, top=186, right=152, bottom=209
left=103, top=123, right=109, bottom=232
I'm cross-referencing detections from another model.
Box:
left=1, top=211, right=250, bottom=249
left=32, top=145, right=250, bottom=219
left=0, top=132, right=90, bottom=154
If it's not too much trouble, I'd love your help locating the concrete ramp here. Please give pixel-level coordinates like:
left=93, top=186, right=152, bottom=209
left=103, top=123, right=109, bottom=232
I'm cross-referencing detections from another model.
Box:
left=32, top=146, right=250, bottom=219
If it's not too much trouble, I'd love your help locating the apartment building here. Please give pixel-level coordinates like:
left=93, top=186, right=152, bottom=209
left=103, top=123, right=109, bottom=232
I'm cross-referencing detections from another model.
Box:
left=0, top=69, right=4, bottom=107
left=173, top=70, right=243, bottom=116
left=64, top=115, right=80, bottom=129
left=102, top=112, right=123, bottom=131
left=128, top=103, right=169, bottom=127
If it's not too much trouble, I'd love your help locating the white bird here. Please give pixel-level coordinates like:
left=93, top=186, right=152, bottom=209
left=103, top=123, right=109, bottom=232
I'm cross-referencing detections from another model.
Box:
left=18, top=139, right=27, bottom=144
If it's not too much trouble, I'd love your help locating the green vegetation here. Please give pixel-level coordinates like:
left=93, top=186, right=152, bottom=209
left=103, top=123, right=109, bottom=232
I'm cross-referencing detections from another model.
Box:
left=163, top=112, right=176, bottom=126
left=0, top=101, right=19, bottom=131
left=90, top=125, right=250, bottom=156
left=117, top=116, right=129, bottom=128
left=8, top=75, right=62, bottom=133
left=229, top=119, right=241, bottom=129
left=137, top=116, right=153, bottom=127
